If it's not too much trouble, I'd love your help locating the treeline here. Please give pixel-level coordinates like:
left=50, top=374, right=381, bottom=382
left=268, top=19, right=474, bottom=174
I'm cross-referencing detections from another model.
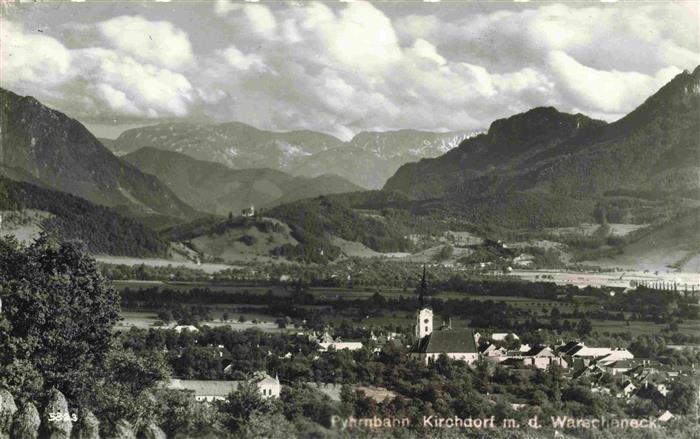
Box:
left=267, top=196, right=413, bottom=262
left=0, top=177, right=169, bottom=257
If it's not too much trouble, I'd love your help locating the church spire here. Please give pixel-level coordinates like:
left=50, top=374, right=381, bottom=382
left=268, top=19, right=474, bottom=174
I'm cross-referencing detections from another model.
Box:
left=419, top=264, right=428, bottom=309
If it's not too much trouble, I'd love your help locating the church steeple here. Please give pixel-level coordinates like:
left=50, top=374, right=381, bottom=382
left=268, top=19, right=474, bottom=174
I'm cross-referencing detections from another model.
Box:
left=419, top=264, right=428, bottom=309
left=416, top=265, right=433, bottom=339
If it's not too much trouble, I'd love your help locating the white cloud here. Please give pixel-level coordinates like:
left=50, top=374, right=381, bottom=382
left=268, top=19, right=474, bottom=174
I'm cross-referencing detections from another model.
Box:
left=1, top=20, right=194, bottom=120
left=97, top=15, right=193, bottom=70
left=242, top=4, right=277, bottom=37
left=548, top=51, right=682, bottom=113
left=1, top=21, right=72, bottom=87
left=75, top=48, right=194, bottom=117
left=2, top=2, right=698, bottom=138
left=218, top=46, right=268, bottom=71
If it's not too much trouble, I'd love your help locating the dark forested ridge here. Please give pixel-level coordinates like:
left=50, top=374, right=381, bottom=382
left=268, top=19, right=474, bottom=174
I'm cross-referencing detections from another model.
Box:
left=383, top=67, right=700, bottom=227
left=122, top=147, right=362, bottom=216
left=266, top=196, right=413, bottom=263
left=0, top=177, right=169, bottom=257
left=0, top=88, right=197, bottom=220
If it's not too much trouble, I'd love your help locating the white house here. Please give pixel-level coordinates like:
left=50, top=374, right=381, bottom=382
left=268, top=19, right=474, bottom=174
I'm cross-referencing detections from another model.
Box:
left=658, top=411, right=674, bottom=422
left=167, top=372, right=281, bottom=402
left=318, top=341, right=364, bottom=352
left=522, top=346, right=568, bottom=369
left=253, top=372, right=281, bottom=399
left=173, top=325, right=199, bottom=333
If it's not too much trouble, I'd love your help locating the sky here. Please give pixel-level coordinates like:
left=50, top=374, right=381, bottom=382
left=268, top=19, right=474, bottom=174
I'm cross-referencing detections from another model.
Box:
left=2, top=1, right=699, bottom=140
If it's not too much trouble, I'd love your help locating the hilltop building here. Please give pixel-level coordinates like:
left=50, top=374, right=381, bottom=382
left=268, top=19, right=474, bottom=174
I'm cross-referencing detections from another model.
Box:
left=242, top=205, right=255, bottom=217
left=409, top=266, right=479, bottom=365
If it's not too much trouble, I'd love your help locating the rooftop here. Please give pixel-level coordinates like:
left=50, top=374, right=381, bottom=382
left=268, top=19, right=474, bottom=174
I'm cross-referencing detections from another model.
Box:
left=411, top=329, right=477, bottom=354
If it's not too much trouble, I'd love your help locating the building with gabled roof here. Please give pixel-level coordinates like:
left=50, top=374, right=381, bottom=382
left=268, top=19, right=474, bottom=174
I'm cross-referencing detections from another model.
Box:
left=166, top=371, right=281, bottom=402
left=411, top=328, right=479, bottom=365
left=409, top=266, right=478, bottom=365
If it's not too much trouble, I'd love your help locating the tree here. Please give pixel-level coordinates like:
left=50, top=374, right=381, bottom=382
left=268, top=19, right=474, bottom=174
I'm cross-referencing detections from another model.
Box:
left=221, top=382, right=275, bottom=433
left=155, top=389, right=224, bottom=437
left=436, top=245, right=454, bottom=261
left=666, top=377, right=698, bottom=415
left=576, top=318, right=593, bottom=337
left=0, top=235, right=120, bottom=402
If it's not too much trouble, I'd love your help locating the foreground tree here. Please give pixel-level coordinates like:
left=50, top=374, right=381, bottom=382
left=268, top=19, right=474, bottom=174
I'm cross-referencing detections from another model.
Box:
left=0, top=235, right=120, bottom=403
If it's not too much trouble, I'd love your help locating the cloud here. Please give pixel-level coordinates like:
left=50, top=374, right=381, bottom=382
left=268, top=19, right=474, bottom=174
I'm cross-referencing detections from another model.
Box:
left=1, top=21, right=72, bottom=87
left=548, top=51, right=681, bottom=113
left=218, top=46, right=268, bottom=72
left=2, top=2, right=698, bottom=139
left=97, top=15, right=193, bottom=70
left=1, top=20, right=194, bottom=120
left=75, top=48, right=194, bottom=117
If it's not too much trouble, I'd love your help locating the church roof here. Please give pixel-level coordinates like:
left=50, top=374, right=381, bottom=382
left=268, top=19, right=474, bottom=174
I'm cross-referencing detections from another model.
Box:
left=411, top=329, right=477, bottom=354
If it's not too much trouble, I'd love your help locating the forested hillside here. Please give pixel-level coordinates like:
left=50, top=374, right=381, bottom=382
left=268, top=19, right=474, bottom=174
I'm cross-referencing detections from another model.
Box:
left=0, top=177, right=169, bottom=257
left=0, top=88, right=197, bottom=221
left=384, top=67, right=700, bottom=228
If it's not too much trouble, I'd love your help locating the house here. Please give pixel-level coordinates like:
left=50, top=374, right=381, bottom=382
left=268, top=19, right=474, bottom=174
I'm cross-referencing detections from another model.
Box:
left=167, top=379, right=239, bottom=402
left=173, top=325, right=199, bottom=333
left=522, top=346, right=568, bottom=369
left=602, top=359, right=636, bottom=375
left=315, top=330, right=363, bottom=352
left=318, top=341, right=364, bottom=352
left=518, top=344, right=532, bottom=353
left=480, top=342, right=507, bottom=358
left=617, top=381, right=637, bottom=398
left=252, top=372, right=281, bottom=399
left=166, top=372, right=281, bottom=402
left=658, top=411, right=674, bottom=422
left=558, top=341, right=633, bottom=367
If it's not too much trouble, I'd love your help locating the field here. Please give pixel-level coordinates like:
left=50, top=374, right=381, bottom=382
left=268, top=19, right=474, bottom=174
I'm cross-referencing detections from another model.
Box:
left=0, top=209, right=50, bottom=243
left=116, top=309, right=289, bottom=333
left=189, top=218, right=298, bottom=263
left=116, top=279, right=700, bottom=335
left=546, top=223, right=648, bottom=237
left=509, top=269, right=700, bottom=290
left=584, top=211, right=700, bottom=272
left=97, top=256, right=234, bottom=273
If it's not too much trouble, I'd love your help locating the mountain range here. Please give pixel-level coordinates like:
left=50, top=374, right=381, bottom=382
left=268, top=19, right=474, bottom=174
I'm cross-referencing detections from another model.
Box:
left=108, top=122, right=476, bottom=189
left=0, top=88, right=196, bottom=221
left=0, top=66, right=697, bottom=267
left=122, top=147, right=362, bottom=216
left=384, top=66, right=700, bottom=228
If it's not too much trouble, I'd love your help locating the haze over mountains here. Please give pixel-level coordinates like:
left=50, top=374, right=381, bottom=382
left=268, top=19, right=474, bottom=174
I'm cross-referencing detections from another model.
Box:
left=122, top=147, right=362, bottom=216
left=108, top=122, right=476, bottom=189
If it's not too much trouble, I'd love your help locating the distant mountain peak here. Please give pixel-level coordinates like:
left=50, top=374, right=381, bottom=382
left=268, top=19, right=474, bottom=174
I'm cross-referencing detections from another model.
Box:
left=487, top=106, right=604, bottom=145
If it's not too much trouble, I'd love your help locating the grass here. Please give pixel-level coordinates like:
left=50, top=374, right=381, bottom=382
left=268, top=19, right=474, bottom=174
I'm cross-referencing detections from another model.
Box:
left=115, top=310, right=290, bottom=333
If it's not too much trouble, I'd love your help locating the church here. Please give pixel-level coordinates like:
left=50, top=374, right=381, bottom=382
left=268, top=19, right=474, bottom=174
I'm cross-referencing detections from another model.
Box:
left=409, top=267, right=479, bottom=365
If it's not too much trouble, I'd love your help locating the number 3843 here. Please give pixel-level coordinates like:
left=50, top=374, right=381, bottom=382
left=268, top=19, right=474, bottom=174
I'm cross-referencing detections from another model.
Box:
left=48, top=412, right=78, bottom=422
